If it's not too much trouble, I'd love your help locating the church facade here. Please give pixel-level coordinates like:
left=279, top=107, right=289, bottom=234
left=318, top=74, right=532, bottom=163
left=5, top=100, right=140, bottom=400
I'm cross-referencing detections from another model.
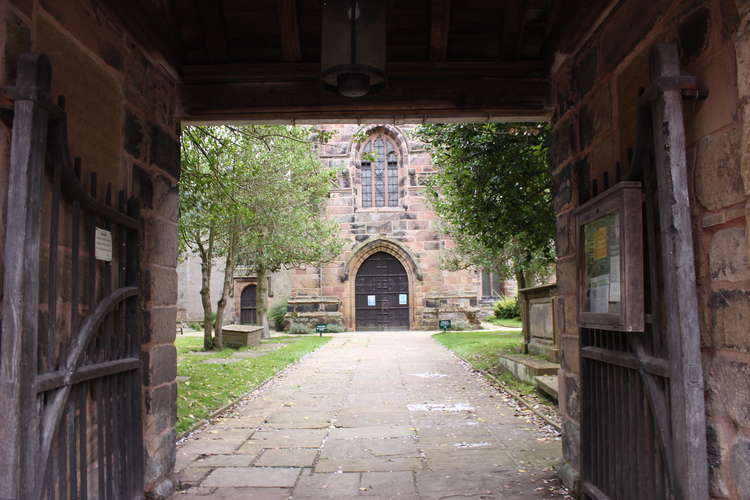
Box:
left=282, top=123, right=510, bottom=331
left=178, top=124, right=510, bottom=331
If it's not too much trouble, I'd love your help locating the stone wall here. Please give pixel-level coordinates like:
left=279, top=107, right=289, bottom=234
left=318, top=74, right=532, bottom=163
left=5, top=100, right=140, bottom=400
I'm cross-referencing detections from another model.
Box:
left=232, top=267, right=292, bottom=325
left=550, top=1, right=750, bottom=497
left=291, top=123, right=486, bottom=330
left=177, top=255, right=235, bottom=322
left=0, top=1, right=180, bottom=497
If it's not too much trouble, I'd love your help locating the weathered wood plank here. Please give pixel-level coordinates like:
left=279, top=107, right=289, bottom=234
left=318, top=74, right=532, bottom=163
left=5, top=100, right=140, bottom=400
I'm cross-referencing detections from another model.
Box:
left=279, top=0, right=303, bottom=62
left=581, top=346, right=669, bottom=378
left=34, top=358, right=141, bottom=393
left=180, top=74, right=551, bottom=122
left=429, top=0, right=451, bottom=61
left=0, top=53, right=52, bottom=500
left=500, top=0, right=526, bottom=59
left=648, top=43, right=709, bottom=500
left=181, top=60, right=548, bottom=83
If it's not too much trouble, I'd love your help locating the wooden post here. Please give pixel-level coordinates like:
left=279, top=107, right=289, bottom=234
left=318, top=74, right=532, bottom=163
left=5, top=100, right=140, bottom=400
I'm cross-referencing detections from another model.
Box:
left=648, top=43, right=709, bottom=500
left=0, top=53, right=52, bottom=500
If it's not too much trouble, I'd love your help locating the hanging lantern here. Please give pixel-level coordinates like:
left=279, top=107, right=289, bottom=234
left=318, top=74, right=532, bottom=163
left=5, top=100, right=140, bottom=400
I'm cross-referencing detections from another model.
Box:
left=321, top=0, right=386, bottom=98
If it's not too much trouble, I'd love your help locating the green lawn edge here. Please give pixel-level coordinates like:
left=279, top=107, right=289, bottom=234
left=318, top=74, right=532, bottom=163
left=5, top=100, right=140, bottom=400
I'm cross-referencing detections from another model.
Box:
left=432, top=330, right=539, bottom=397
left=175, top=335, right=331, bottom=434
left=483, top=316, right=523, bottom=328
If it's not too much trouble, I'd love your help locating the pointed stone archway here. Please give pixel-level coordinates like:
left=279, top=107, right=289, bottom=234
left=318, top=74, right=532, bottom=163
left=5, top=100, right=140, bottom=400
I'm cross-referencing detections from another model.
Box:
left=340, top=238, right=423, bottom=331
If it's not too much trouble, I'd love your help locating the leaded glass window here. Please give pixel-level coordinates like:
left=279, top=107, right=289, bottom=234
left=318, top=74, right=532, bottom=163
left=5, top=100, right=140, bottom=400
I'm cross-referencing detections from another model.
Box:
left=360, top=135, right=399, bottom=208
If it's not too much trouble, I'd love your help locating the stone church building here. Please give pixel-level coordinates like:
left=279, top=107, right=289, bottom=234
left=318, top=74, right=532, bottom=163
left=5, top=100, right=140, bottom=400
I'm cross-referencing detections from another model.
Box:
left=284, top=123, right=511, bottom=331
left=178, top=123, right=510, bottom=331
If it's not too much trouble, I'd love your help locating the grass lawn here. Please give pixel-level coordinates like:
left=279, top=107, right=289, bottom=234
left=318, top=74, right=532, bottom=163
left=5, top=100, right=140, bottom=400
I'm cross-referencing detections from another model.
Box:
left=433, top=330, right=537, bottom=396
left=175, top=334, right=330, bottom=434
left=483, top=316, right=523, bottom=328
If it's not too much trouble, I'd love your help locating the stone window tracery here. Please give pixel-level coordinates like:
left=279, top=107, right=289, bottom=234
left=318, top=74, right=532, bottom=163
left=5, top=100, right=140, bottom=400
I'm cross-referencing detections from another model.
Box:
left=360, top=135, right=399, bottom=208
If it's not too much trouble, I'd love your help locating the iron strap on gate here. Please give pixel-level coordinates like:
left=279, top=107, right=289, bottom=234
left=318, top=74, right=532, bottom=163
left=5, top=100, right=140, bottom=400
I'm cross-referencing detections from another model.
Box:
left=0, top=54, right=144, bottom=500
left=579, top=44, right=709, bottom=500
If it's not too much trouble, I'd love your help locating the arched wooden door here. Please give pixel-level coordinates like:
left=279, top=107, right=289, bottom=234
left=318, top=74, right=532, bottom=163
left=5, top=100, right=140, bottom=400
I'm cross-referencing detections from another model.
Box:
left=240, top=285, right=257, bottom=324
left=355, top=252, right=409, bottom=331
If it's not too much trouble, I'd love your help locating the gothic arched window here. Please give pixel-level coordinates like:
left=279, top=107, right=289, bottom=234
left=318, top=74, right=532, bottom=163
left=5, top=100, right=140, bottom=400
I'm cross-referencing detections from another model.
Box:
left=360, top=135, right=399, bottom=208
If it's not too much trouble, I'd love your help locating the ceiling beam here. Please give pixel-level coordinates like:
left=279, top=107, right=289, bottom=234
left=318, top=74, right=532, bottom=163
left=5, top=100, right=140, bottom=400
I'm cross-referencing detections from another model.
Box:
left=429, top=0, right=452, bottom=61
left=203, top=1, right=229, bottom=61
left=500, top=0, right=527, bottom=60
left=179, top=73, right=551, bottom=122
left=181, top=60, right=549, bottom=84
left=279, top=0, right=303, bottom=62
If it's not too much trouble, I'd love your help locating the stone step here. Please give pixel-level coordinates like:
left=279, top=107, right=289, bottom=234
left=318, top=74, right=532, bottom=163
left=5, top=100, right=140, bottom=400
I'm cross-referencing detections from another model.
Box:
left=534, top=375, right=559, bottom=401
left=497, top=353, right=559, bottom=385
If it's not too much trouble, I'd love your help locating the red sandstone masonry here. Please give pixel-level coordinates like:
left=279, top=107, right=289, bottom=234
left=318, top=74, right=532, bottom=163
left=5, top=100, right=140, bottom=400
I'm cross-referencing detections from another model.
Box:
left=0, top=1, right=181, bottom=497
left=550, top=1, right=750, bottom=497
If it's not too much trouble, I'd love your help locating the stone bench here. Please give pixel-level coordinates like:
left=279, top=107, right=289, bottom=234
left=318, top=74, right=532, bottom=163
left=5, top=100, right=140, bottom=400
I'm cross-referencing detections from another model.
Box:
left=221, top=324, right=263, bottom=348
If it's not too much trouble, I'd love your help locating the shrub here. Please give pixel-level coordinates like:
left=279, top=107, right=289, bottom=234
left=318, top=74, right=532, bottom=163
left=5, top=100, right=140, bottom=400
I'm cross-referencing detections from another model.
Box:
left=270, top=298, right=289, bottom=331
left=288, top=322, right=313, bottom=335
left=447, top=319, right=471, bottom=331
left=325, top=323, right=344, bottom=333
left=494, top=296, right=520, bottom=319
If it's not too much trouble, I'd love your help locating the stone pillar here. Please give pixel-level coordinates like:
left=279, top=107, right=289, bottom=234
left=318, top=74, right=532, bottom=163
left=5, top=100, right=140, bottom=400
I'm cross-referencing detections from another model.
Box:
left=120, top=31, right=181, bottom=499
left=127, top=109, right=180, bottom=500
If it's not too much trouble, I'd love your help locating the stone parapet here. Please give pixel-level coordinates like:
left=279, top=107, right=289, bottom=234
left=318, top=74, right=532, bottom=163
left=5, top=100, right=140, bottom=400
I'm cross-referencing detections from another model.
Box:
left=285, top=297, right=344, bottom=329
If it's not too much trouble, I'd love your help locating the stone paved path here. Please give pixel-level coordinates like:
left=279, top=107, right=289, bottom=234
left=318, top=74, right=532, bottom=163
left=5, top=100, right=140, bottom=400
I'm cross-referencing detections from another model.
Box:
left=173, top=332, right=564, bottom=499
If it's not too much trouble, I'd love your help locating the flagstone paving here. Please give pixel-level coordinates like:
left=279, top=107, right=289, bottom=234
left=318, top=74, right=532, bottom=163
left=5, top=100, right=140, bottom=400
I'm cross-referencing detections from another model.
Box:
left=173, top=331, right=567, bottom=499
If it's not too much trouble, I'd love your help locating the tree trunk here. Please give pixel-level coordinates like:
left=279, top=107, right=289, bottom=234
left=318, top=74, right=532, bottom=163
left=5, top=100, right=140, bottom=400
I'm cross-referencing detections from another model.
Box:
left=198, top=228, right=215, bottom=351
left=256, top=266, right=270, bottom=339
left=214, top=226, right=240, bottom=349
left=199, top=258, right=214, bottom=350
left=514, top=269, right=527, bottom=292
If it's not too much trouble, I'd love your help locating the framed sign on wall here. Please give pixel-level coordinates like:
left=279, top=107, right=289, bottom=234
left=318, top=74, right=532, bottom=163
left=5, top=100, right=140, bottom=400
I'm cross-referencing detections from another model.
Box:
left=573, top=181, right=644, bottom=332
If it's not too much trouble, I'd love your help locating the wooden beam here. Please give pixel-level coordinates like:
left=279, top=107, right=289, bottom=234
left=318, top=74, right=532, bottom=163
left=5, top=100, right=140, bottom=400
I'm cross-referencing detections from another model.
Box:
left=279, top=0, right=303, bottom=62
left=429, top=0, right=451, bottom=61
left=181, top=60, right=549, bottom=83
left=648, top=43, right=708, bottom=500
left=501, top=0, right=527, bottom=59
left=0, top=53, right=50, bottom=500
left=203, top=1, right=229, bottom=60
left=179, top=73, right=552, bottom=122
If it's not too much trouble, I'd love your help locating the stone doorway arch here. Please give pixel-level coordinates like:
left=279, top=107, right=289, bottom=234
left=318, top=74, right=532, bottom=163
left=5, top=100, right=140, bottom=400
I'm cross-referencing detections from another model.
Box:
left=355, top=252, right=410, bottom=330
left=341, top=238, right=423, bottom=330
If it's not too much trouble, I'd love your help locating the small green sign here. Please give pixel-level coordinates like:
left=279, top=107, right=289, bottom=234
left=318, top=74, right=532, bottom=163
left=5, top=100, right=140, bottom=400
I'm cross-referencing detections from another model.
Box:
left=439, top=319, right=451, bottom=331
left=315, top=324, right=327, bottom=336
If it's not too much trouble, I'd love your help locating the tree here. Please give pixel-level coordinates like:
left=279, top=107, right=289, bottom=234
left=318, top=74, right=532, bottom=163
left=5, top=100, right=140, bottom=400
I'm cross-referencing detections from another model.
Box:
left=180, top=126, right=242, bottom=350
left=179, top=125, right=342, bottom=348
left=233, top=126, right=343, bottom=338
left=416, top=123, right=555, bottom=289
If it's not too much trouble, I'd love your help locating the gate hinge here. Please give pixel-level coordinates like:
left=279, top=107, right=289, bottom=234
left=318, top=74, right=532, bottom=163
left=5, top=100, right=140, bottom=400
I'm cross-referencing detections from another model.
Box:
left=0, top=85, right=65, bottom=119
left=639, top=75, right=709, bottom=104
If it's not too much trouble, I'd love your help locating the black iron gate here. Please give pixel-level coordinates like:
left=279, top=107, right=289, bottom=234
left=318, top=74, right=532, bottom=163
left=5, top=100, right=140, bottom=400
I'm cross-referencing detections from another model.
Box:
left=355, top=252, right=409, bottom=331
left=0, top=54, right=144, bottom=499
left=579, top=45, right=708, bottom=500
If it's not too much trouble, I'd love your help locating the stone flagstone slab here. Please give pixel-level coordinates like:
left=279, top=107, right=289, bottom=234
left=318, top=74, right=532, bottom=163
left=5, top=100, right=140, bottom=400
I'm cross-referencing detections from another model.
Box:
left=173, top=332, right=565, bottom=499
left=255, top=448, right=319, bottom=467
left=202, top=467, right=300, bottom=488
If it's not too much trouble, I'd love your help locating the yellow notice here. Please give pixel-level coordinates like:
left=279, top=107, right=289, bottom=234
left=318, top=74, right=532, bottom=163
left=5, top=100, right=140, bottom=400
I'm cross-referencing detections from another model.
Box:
left=593, top=226, right=608, bottom=260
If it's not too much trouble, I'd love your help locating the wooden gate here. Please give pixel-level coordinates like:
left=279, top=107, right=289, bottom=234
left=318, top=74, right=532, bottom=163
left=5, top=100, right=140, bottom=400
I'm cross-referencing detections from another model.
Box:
left=355, top=252, right=409, bottom=331
left=0, top=54, right=144, bottom=499
left=579, top=45, right=708, bottom=499
left=240, top=285, right=257, bottom=325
